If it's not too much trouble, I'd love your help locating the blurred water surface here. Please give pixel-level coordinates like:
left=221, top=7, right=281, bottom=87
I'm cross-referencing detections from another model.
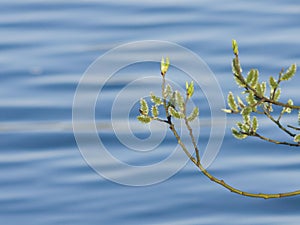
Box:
left=1, top=1, right=300, bottom=224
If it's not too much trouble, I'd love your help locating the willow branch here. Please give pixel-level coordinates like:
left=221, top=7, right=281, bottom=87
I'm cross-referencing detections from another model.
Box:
left=262, top=106, right=295, bottom=137
left=168, top=120, right=300, bottom=199
left=234, top=55, right=300, bottom=110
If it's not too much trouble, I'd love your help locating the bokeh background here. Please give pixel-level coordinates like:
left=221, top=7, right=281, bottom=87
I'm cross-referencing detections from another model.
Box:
left=1, top=1, right=300, bottom=224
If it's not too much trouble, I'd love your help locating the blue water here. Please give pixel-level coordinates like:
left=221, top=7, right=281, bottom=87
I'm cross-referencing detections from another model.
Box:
left=1, top=1, right=300, bottom=224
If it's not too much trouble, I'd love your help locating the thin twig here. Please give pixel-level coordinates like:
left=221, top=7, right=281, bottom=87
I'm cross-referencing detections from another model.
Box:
left=153, top=117, right=170, bottom=124
left=161, top=76, right=168, bottom=114
left=262, top=106, right=295, bottom=137
left=287, top=125, right=300, bottom=131
left=247, top=131, right=300, bottom=147
left=183, top=98, right=200, bottom=166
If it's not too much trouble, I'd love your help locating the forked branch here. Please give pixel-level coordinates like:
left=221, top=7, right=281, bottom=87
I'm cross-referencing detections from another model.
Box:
left=137, top=55, right=300, bottom=199
left=224, top=40, right=300, bottom=146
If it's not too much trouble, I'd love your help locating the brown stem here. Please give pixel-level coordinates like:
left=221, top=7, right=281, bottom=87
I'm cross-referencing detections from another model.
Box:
left=262, top=106, right=295, bottom=137
left=183, top=97, right=200, bottom=166
left=287, top=125, right=300, bottom=131
left=248, top=131, right=300, bottom=147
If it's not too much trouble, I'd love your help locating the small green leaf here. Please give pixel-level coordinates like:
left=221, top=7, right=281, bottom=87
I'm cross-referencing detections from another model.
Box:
left=151, top=105, right=159, bottom=118
left=250, top=69, right=259, bottom=88
left=168, top=92, right=176, bottom=109
left=241, top=107, right=252, bottom=124
left=283, top=99, right=293, bottom=114
left=161, top=57, right=170, bottom=76
left=252, top=116, right=258, bottom=132
left=186, top=81, right=194, bottom=98
left=140, top=98, right=149, bottom=115
left=175, top=91, right=184, bottom=110
left=269, top=76, right=278, bottom=90
left=241, top=106, right=252, bottom=115
left=255, top=83, right=263, bottom=96
left=237, top=96, right=245, bottom=109
left=246, top=92, right=257, bottom=111
left=232, top=58, right=242, bottom=77
left=261, top=82, right=266, bottom=96
left=169, top=106, right=184, bottom=119
left=150, top=93, right=163, bottom=105
left=246, top=92, right=256, bottom=105
left=227, top=92, right=238, bottom=112
left=242, top=114, right=250, bottom=125
left=294, top=134, right=300, bottom=143
left=164, top=84, right=173, bottom=98
left=242, top=123, right=250, bottom=133
left=231, top=128, right=247, bottom=139
left=236, top=122, right=243, bottom=130
left=232, top=39, right=239, bottom=55
left=137, top=115, right=151, bottom=123
left=274, top=88, right=281, bottom=101
left=254, top=82, right=266, bottom=97
left=288, top=99, right=294, bottom=105
left=187, top=107, right=199, bottom=122
left=246, top=69, right=255, bottom=83
left=281, top=64, right=297, bottom=81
